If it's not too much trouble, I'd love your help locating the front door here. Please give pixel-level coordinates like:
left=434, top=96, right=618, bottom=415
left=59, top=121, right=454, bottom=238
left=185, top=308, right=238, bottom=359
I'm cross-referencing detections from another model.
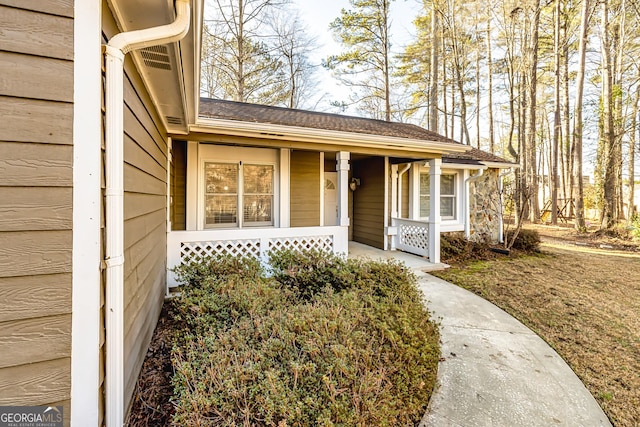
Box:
left=324, top=172, right=338, bottom=226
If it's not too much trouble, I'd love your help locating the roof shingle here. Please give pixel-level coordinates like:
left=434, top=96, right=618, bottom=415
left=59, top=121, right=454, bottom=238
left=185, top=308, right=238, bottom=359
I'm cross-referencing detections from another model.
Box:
left=199, top=98, right=516, bottom=166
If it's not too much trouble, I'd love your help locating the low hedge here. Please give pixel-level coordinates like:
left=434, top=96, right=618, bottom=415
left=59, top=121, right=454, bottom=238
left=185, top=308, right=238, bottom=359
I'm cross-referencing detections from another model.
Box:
left=170, top=251, right=440, bottom=426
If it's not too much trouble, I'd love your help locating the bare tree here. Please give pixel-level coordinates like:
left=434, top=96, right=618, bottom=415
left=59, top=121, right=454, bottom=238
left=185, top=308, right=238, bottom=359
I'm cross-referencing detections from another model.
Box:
left=202, top=0, right=290, bottom=103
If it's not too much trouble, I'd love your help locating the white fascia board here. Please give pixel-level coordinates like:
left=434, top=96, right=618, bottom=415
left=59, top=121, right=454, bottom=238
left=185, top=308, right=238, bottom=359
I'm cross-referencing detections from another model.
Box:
left=191, top=119, right=472, bottom=155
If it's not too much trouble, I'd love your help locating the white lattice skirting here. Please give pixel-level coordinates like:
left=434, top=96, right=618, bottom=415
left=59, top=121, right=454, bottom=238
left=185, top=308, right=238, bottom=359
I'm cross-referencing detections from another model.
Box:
left=167, top=227, right=348, bottom=289
left=392, top=218, right=430, bottom=258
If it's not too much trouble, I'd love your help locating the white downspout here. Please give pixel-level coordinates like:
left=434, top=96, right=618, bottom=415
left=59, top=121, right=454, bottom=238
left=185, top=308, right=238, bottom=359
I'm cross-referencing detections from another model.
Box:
left=104, top=2, right=190, bottom=426
left=464, top=168, right=486, bottom=239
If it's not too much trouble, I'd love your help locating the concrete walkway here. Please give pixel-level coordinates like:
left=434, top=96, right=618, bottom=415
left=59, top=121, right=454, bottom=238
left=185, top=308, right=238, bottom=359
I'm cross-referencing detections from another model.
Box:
left=417, top=272, right=612, bottom=427
left=348, top=243, right=611, bottom=426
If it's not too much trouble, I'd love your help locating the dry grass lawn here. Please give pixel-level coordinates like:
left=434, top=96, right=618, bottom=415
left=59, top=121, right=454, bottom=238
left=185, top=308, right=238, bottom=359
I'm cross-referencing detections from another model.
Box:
left=433, top=236, right=640, bottom=427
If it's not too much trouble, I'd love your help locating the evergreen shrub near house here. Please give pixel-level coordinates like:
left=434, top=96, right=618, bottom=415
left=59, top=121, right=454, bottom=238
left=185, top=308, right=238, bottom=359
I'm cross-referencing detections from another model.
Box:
left=170, top=251, right=440, bottom=426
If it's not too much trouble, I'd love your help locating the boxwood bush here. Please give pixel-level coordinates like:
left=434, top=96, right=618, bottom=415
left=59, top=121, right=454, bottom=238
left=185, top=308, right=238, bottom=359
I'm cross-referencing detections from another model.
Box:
left=170, top=251, right=440, bottom=426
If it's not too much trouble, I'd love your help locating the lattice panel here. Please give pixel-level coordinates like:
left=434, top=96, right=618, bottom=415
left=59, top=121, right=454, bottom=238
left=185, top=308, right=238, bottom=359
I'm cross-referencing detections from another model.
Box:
left=180, top=239, right=261, bottom=263
left=269, top=236, right=333, bottom=253
left=399, top=223, right=429, bottom=251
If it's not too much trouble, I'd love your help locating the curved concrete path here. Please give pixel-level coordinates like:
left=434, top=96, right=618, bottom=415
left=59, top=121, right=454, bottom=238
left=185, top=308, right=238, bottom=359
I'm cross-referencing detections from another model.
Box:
left=416, top=272, right=612, bottom=427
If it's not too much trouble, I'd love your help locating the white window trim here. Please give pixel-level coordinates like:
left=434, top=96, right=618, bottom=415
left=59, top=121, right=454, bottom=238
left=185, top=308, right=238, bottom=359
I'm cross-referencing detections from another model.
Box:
left=197, top=145, right=280, bottom=230
left=417, top=166, right=465, bottom=232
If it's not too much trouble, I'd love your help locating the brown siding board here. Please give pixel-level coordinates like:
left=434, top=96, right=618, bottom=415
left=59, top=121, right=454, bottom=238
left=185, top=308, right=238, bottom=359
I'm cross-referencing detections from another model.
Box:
left=352, top=157, right=385, bottom=249
left=401, top=169, right=409, bottom=218
left=124, top=163, right=166, bottom=196
left=290, top=151, right=320, bottom=227
left=123, top=209, right=165, bottom=250
left=123, top=222, right=165, bottom=282
left=124, top=134, right=167, bottom=182
left=0, top=358, right=70, bottom=405
left=123, top=77, right=166, bottom=156
left=0, top=6, right=73, bottom=60
left=124, top=107, right=167, bottom=167
left=124, top=193, right=165, bottom=220
left=0, top=314, right=71, bottom=369
left=0, top=187, right=72, bottom=231
left=0, top=0, right=74, bottom=17
left=0, top=142, right=72, bottom=187
left=172, top=140, right=187, bottom=230
left=0, top=96, right=73, bottom=145
left=0, top=52, right=73, bottom=102
left=0, top=274, right=71, bottom=323
left=0, top=231, right=71, bottom=278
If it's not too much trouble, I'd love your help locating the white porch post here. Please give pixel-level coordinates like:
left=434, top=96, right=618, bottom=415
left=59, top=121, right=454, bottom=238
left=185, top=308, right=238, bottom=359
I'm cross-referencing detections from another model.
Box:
left=337, top=151, right=350, bottom=227
left=389, top=163, right=398, bottom=250
left=429, top=158, right=441, bottom=263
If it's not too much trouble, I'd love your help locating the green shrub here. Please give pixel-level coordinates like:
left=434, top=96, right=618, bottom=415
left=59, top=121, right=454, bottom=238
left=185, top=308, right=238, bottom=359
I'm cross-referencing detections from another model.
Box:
left=506, top=228, right=541, bottom=252
left=170, top=252, right=439, bottom=426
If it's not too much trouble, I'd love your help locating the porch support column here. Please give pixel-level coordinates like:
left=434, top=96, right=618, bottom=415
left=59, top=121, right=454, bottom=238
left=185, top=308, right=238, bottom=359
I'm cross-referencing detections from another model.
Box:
left=337, top=151, right=350, bottom=227
left=391, top=164, right=399, bottom=219
left=389, top=164, right=398, bottom=250
left=429, top=158, right=442, bottom=263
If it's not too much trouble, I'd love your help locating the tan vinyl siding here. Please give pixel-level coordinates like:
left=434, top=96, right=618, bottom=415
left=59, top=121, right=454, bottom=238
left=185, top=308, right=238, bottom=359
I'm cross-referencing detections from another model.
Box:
left=0, top=1, right=73, bottom=416
left=290, top=150, right=320, bottom=227
left=171, top=140, right=187, bottom=230
left=352, top=157, right=385, bottom=249
left=401, top=166, right=410, bottom=218
left=102, top=1, right=169, bottom=414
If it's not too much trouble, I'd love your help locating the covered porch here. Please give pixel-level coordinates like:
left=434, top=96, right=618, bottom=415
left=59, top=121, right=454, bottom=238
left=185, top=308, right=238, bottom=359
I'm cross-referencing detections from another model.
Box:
left=165, top=140, right=447, bottom=290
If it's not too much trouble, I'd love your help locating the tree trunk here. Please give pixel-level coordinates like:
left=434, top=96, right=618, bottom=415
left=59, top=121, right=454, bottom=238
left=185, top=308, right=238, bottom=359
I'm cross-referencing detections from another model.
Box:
left=429, top=4, right=439, bottom=132
left=551, top=0, right=561, bottom=224
left=526, top=0, right=541, bottom=222
left=629, top=84, right=639, bottom=218
left=600, top=0, right=617, bottom=228
left=487, top=12, right=495, bottom=153
left=573, top=0, right=589, bottom=231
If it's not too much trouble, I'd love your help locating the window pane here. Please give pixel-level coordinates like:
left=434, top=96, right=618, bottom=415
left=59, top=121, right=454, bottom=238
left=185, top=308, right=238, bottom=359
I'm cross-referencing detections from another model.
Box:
left=441, top=174, right=455, bottom=195
left=420, top=173, right=430, bottom=195
left=441, top=197, right=455, bottom=217
left=243, top=195, right=272, bottom=223
left=205, top=163, right=238, bottom=194
left=244, top=164, right=273, bottom=194
left=206, top=195, right=237, bottom=225
left=420, top=195, right=430, bottom=217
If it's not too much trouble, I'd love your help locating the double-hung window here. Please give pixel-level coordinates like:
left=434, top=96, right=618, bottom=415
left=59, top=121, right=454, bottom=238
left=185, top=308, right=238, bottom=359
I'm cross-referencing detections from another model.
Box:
left=204, top=162, right=274, bottom=228
left=419, top=173, right=457, bottom=220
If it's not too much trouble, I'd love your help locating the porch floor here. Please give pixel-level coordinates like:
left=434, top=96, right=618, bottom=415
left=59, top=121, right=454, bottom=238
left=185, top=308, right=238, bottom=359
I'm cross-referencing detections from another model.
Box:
left=347, top=241, right=449, bottom=272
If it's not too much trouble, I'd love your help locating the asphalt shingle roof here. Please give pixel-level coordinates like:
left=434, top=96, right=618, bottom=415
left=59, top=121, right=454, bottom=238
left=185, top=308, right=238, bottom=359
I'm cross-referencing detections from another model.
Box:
left=199, top=98, right=516, bottom=166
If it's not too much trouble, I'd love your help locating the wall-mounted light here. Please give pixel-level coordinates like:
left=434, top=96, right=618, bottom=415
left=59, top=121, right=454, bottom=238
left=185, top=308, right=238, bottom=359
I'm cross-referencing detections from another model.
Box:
left=350, top=177, right=361, bottom=191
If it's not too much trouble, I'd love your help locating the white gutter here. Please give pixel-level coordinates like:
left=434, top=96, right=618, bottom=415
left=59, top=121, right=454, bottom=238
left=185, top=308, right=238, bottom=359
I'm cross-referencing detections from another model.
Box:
left=464, top=168, right=487, bottom=239
left=190, top=120, right=472, bottom=155
left=104, top=2, right=190, bottom=426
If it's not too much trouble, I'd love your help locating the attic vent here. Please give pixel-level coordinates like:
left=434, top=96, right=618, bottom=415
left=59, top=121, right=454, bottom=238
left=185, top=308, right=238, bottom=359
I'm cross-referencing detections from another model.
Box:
left=140, top=45, right=171, bottom=70
left=166, top=116, right=184, bottom=126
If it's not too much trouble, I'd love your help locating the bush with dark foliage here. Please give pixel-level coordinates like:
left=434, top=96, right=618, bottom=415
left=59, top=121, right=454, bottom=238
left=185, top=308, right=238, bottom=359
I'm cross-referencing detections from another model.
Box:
left=170, top=251, right=440, bottom=426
